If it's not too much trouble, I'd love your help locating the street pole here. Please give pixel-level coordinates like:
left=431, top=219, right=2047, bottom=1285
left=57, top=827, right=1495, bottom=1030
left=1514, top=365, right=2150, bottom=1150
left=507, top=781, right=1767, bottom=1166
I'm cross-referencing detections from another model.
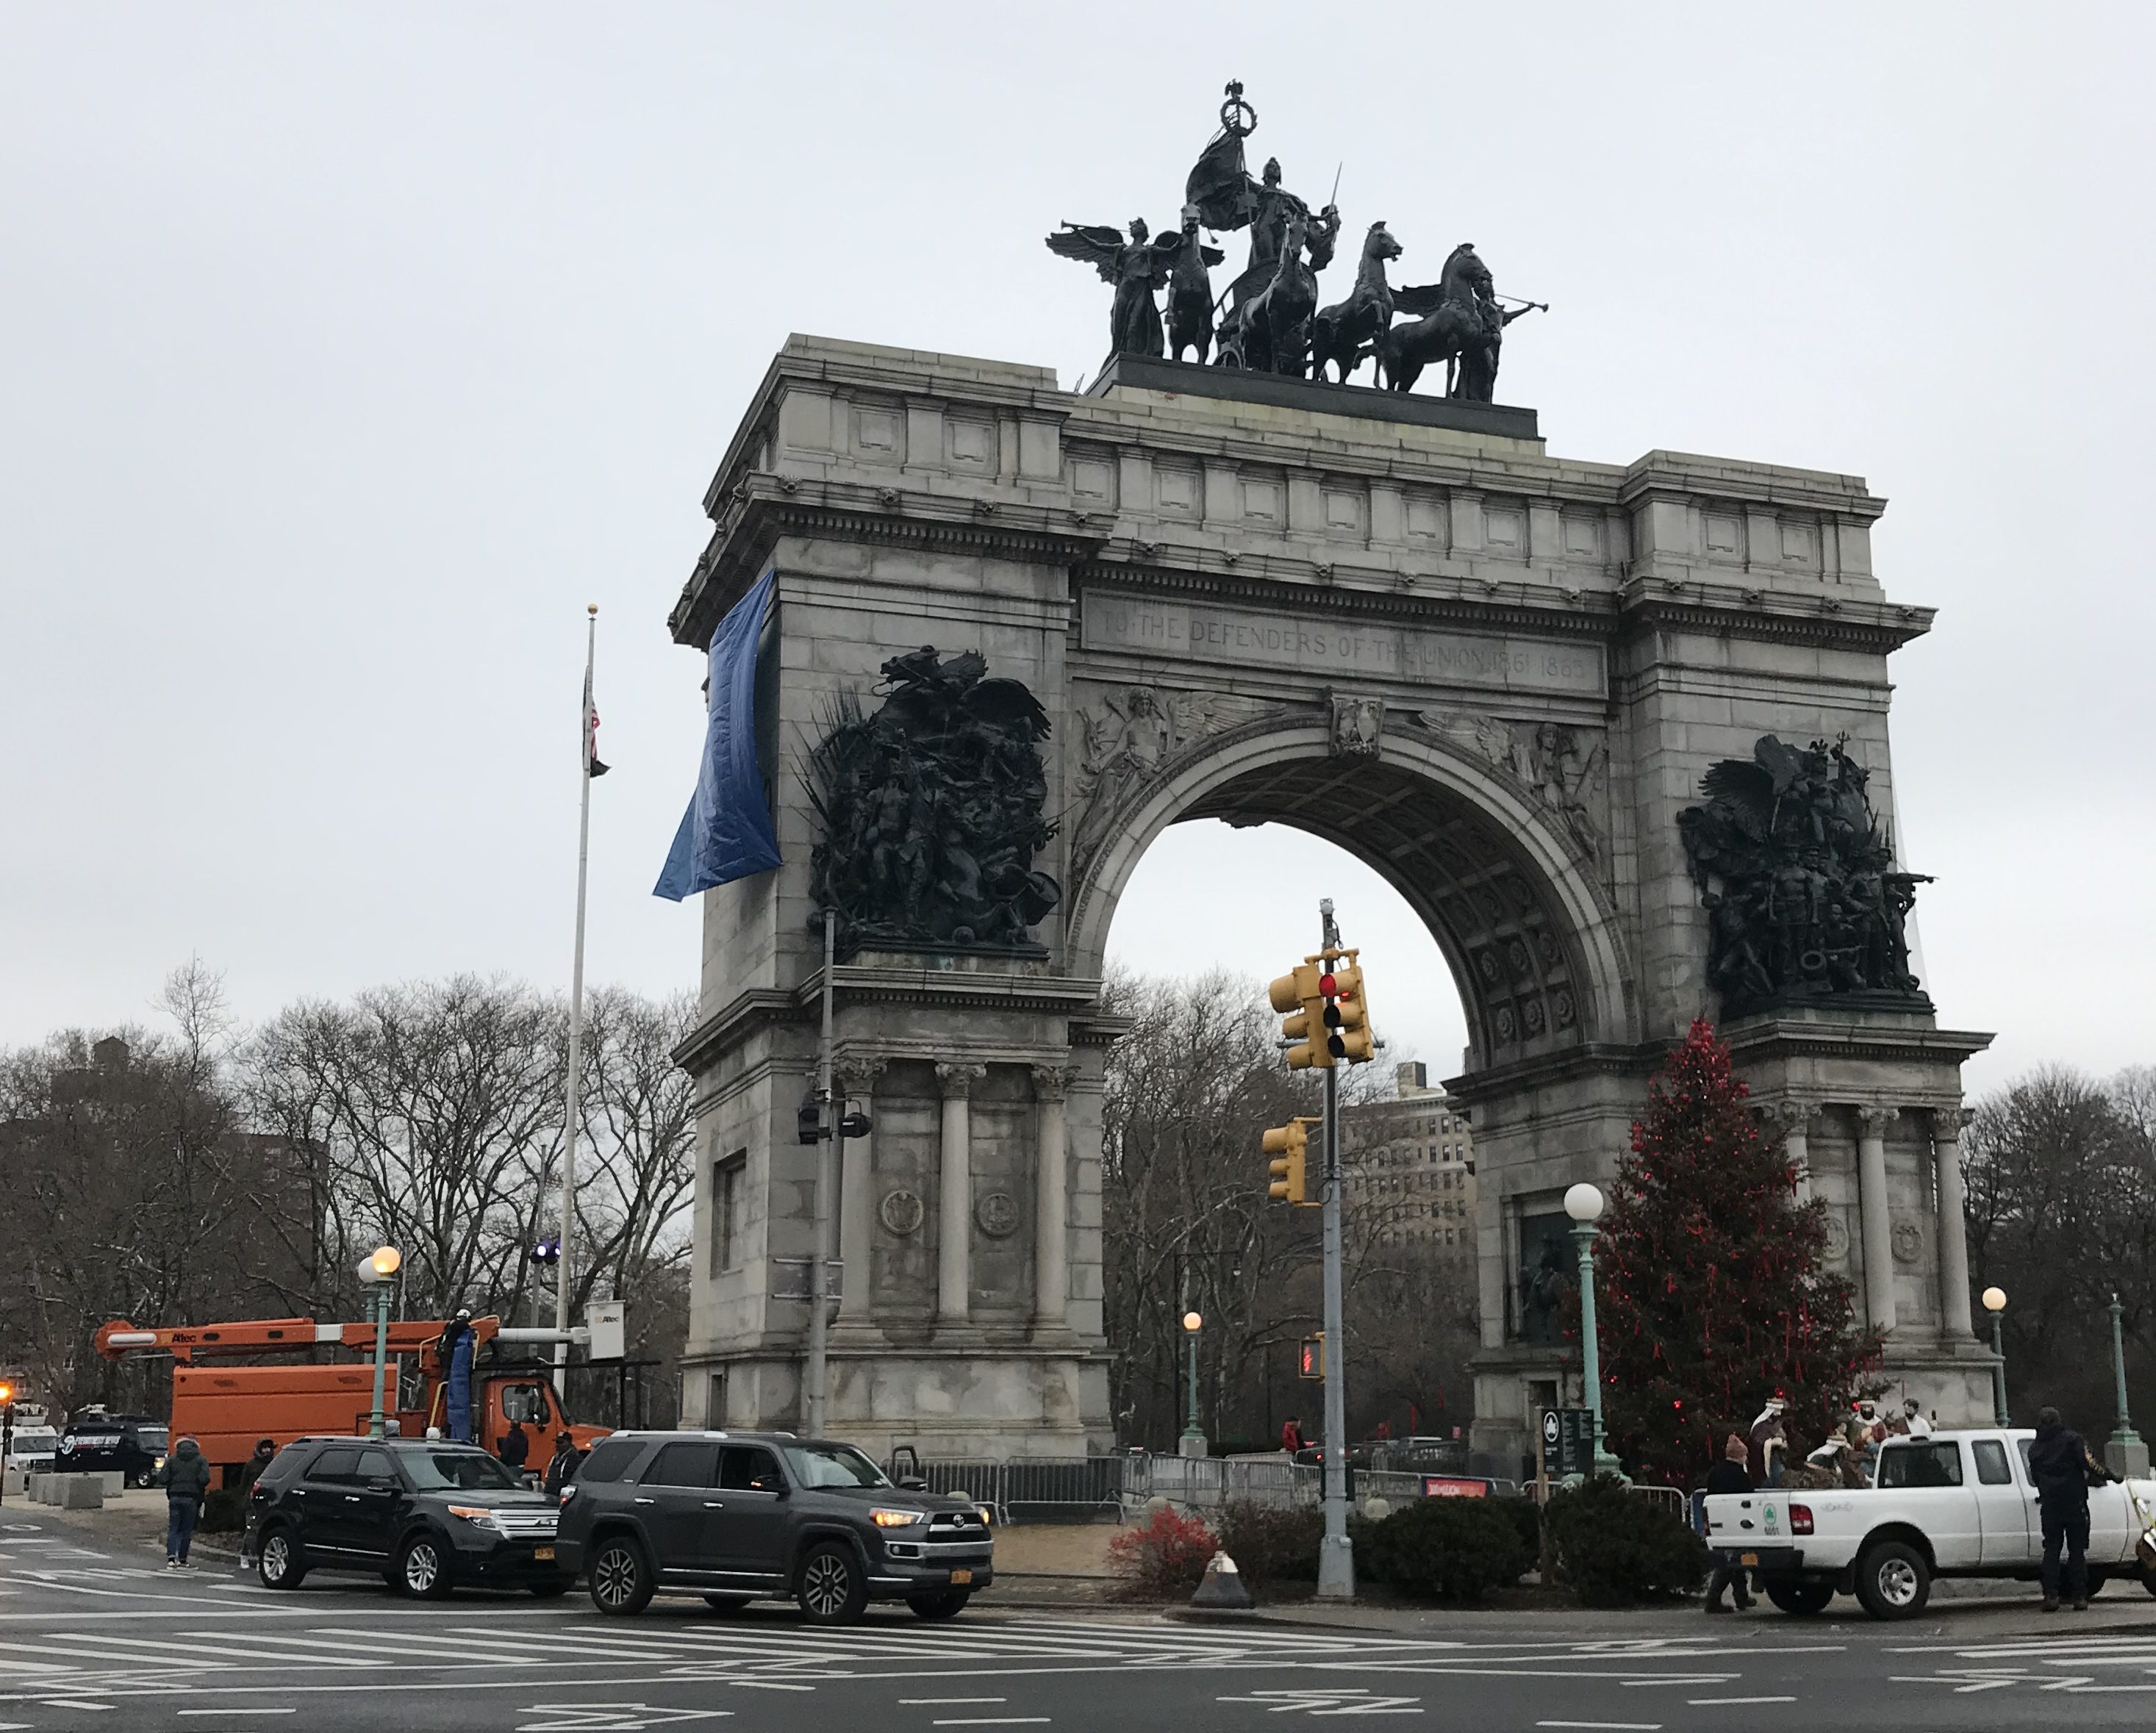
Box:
left=1179, top=1313, right=1205, bottom=1453
left=554, top=606, right=598, bottom=1401
left=1315, top=900, right=1354, bottom=1601
left=367, top=1280, right=391, bottom=1440
left=2105, top=1292, right=2149, bottom=1478
left=1567, top=1196, right=1621, bottom=1477
left=1983, top=1285, right=2009, bottom=1427
left=806, top=913, right=837, bottom=1438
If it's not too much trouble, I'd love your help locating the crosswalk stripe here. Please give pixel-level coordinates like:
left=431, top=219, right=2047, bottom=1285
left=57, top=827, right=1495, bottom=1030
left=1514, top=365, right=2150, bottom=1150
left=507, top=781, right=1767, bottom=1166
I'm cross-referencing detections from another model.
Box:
left=43, top=1633, right=373, bottom=1669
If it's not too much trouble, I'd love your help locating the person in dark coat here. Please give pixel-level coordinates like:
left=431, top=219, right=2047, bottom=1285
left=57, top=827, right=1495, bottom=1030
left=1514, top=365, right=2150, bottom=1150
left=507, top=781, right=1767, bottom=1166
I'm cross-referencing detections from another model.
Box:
left=1703, top=1432, right=1756, bottom=1612
left=542, top=1431, right=581, bottom=1497
left=235, top=1438, right=277, bottom=1568
left=498, top=1420, right=530, bottom=1474
left=153, top=1436, right=212, bottom=1569
left=2029, top=1405, right=2110, bottom=1611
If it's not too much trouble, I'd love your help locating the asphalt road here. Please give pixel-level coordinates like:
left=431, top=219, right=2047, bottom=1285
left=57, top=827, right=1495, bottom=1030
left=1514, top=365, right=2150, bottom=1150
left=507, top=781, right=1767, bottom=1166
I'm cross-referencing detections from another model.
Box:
left=4, top=1510, right=2155, bottom=1732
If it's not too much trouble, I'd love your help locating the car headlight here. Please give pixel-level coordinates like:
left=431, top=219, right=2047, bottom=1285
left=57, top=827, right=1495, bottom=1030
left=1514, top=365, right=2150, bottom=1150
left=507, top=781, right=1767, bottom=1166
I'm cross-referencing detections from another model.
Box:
left=870, top=1507, right=926, bottom=1528
left=445, top=1504, right=506, bottom=1535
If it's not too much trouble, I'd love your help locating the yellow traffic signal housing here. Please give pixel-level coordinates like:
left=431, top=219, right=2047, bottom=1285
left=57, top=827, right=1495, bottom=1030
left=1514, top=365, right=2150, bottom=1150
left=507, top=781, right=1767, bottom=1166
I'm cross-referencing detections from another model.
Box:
left=1269, top=962, right=1331, bottom=1069
left=1328, top=962, right=1375, bottom=1063
left=1264, top=1116, right=1319, bottom=1205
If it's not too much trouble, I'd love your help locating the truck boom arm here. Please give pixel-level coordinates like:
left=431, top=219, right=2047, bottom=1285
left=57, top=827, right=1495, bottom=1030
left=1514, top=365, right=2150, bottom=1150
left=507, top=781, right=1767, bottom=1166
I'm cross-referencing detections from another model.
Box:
left=96, top=1313, right=502, bottom=1367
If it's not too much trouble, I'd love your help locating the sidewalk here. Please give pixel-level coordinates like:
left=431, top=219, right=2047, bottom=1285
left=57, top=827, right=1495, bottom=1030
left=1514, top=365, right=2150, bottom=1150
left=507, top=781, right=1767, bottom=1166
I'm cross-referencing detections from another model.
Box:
left=1182, top=1582, right=2156, bottom=1643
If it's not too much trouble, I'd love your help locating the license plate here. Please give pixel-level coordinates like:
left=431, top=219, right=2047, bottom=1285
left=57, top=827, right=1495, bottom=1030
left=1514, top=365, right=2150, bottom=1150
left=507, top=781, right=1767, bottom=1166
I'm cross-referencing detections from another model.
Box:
left=533, top=1546, right=555, bottom=1561
left=1740, top=1552, right=1759, bottom=1566
left=949, top=1568, right=973, bottom=1585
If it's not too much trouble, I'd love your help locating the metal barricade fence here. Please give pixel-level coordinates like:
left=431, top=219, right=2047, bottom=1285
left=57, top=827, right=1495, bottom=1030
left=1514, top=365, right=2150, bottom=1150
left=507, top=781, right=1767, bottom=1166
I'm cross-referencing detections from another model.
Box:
left=1626, top=1482, right=1688, bottom=1521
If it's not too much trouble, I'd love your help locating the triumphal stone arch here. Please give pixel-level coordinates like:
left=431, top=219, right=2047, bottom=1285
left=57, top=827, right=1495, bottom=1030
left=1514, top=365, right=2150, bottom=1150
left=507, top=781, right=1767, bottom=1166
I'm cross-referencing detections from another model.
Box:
left=664, top=334, right=1994, bottom=1463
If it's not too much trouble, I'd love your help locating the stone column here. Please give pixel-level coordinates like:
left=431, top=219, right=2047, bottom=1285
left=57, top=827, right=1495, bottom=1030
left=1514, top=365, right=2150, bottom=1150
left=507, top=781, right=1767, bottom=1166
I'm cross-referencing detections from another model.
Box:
left=1031, top=1063, right=1075, bottom=1332
left=834, top=1054, right=886, bottom=1329
left=936, top=1063, right=985, bottom=1325
left=1766, top=1100, right=1819, bottom=1202
left=1855, top=1105, right=1899, bottom=1335
left=1931, top=1106, right=1974, bottom=1340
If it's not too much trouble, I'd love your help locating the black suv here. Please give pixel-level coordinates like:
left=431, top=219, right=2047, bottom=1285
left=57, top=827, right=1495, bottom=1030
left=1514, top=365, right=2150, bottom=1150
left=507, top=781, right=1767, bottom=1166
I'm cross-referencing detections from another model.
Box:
left=556, top=1431, right=992, bottom=1624
left=245, top=1437, right=573, bottom=1599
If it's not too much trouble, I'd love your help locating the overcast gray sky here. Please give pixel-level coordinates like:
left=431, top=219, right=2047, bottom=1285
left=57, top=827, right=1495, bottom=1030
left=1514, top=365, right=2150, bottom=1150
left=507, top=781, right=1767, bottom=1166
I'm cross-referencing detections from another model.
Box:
left=5, top=2, right=2151, bottom=1094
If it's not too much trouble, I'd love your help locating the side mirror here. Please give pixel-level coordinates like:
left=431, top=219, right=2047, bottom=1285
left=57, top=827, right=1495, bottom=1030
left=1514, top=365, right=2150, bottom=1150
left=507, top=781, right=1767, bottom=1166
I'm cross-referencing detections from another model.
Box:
left=896, top=1475, right=928, bottom=1492
left=366, top=1477, right=398, bottom=1495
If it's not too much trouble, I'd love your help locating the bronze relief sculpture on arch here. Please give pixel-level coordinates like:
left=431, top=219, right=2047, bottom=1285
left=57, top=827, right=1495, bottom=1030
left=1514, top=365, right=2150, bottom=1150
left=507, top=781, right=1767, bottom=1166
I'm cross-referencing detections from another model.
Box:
left=1046, top=80, right=1544, bottom=399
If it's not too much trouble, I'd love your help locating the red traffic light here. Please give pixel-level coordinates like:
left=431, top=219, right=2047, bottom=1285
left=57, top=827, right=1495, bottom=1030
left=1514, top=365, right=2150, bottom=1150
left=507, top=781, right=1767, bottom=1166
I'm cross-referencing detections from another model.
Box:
left=1318, top=972, right=1337, bottom=997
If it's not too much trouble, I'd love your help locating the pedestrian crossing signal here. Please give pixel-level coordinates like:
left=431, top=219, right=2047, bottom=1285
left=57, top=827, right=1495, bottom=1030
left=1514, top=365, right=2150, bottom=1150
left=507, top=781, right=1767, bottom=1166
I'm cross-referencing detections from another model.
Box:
left=1297, top=1335, right=1325, bottom=1379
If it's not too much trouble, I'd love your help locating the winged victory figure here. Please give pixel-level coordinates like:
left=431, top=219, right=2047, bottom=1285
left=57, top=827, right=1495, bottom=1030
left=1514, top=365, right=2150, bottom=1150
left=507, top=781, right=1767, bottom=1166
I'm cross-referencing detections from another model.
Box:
left=1045, top=219, right=1190, bottom=360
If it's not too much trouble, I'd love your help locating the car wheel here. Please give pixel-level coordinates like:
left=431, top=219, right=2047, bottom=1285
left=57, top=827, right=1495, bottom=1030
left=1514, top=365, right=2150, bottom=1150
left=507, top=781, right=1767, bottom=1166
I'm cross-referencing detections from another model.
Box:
left=702, top=1593, right=754, bottom=1615
left=395, top=1534, right=455, bottom=1601
left=529, top=1577, right=573, bottom=1599
left=130, top=1470, right=156, bottom=1490
left=795, top=1543, right=867, bottom=1626
left=1762, top=1578, right=1835, bottom=1616
left=2082, top=1568, right=2107, bottom=1599
left=589, top=1536, right=653, bottom=1616
left=907, top=1589, right=971, bottom=1621
left=2142, top=1563, right=2156, bottom=1599
left=257, top=1527, right=307, bottom=1590
left=1854, top=1540, right=1930, bottom=1620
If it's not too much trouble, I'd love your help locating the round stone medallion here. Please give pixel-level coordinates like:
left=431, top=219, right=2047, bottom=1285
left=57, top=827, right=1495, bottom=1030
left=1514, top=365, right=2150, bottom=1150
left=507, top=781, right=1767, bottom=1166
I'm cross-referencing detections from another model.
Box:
left=1891, top=1220, right=1923, bottom=1265
left=1821, top=1216, right=1851, bottom=1260
left=975, top=1189, right=1021, bottom=1238
left=879, top=1188, right=925, bottom=1236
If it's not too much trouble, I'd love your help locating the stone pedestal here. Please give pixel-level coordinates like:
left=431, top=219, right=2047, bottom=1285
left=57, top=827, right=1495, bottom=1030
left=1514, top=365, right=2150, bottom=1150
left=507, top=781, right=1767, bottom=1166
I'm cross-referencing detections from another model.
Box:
left=2105, top=1436, right=2151, bottom=1480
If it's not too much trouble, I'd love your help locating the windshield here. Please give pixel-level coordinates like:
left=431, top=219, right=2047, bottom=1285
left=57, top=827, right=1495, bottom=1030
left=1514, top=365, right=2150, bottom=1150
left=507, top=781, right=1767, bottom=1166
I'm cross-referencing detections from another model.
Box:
left=137, top=1427, right=169, bottom=1452
left=782, top=1443, right=889, bottom=1489
left=400, top=1450, right=523, bottom=1492
left=10, top=1431, right=57, bottom=1450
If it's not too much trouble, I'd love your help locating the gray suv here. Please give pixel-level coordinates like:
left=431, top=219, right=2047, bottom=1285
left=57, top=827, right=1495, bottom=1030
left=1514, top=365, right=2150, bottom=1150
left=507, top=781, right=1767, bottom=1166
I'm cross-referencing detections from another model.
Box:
left=554, top=1431, right=992, bottom=1624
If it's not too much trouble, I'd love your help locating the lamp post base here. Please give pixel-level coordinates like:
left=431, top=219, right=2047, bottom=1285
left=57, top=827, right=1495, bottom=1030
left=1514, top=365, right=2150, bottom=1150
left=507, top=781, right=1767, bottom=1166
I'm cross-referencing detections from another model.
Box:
left=2105, top=1433, right=2150, bottom=1480
left=1316, top=1532, right=1355, bottom=1600
left=1178, top=1429, right=1208, bottom=1459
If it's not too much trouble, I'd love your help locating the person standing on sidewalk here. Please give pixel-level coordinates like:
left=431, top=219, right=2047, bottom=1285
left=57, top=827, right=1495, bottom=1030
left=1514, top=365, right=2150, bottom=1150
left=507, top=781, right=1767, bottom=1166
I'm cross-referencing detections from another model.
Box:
left=1702, top=1433, right=1755, bottom=1613
left=153, top=1435, right=212, bottom=1570
left=2030, top=1405, right=2110, bottom=1611
left=234, top=1438, right=276, bottom=1568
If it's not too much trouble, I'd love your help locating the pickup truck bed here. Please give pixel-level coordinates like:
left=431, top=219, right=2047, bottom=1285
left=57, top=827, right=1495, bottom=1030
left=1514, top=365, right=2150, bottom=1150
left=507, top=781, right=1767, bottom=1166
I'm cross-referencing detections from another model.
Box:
left=1704, top=1427, right=2156, bottom=1619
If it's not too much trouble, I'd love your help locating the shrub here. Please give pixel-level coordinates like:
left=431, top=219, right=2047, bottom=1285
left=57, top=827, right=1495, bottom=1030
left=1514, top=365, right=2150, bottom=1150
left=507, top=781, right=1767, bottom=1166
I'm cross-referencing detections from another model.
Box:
left=199, top=1488, right=247, bottom=1534
left=1107, top=1504, right=1217, bottom=1595
left=1361, top=1495, right=1533, bottom=1603
left=1541, top=1475, right=1708, bottom=1607
left=1216, top=1500, right=1324, bottom=1585
left=1493, top=1493, right=1541, bottom=1561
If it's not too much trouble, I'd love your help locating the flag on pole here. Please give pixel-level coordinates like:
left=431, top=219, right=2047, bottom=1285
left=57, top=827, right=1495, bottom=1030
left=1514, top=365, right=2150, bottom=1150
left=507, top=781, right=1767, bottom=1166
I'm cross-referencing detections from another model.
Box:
left=583, top=664, right=609, bottom=778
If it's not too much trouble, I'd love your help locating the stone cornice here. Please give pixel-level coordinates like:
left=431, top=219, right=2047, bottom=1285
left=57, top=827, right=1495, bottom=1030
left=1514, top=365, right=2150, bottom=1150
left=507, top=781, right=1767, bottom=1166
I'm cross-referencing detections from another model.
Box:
left=673, top=964, right=1110, bottom=1074
left=1720, top=1015, right=1995, bottom=1072
left=673, top=478, right=1109, bottom=645
left=1619, top=449, right=1887, bottom=521
left=1442, top=1041, right=1669, bottom=1108
left=1077, top=559, right=1614, bottom=644
left=1616, top=582, right=1935, bottom=655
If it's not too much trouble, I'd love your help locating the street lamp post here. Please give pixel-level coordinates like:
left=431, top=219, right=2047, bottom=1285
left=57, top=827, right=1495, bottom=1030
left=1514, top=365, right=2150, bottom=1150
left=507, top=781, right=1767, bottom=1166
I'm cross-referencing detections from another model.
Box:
left=1982, top=1285, right=2008, bottom=1427
left=2105, top=1292, right=2150, bottom=1479
left=1564, top=1183, right=1623, bottom=1477
left=1179, top=1311, right=1206, bottom=1457
left=357, top=1246, right=402, bottom=1440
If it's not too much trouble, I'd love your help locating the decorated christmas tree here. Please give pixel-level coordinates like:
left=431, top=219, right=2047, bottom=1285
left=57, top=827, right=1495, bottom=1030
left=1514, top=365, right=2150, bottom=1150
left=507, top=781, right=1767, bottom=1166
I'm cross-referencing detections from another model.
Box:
left=1587, top=1019, right=1884, bottom=1486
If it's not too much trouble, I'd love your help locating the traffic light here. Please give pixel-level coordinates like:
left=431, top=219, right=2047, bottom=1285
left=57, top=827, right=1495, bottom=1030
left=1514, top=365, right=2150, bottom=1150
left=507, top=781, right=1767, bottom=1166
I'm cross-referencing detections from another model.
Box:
left=1269, top=961, right=1329, bottom=1069
left=1328, top=958, right=1375, bottom=1063
left=531, top=1237, right=562, bottom=1266
left=798, top=1095, right=824, bottom=1145
left=1297, top=1335, right=1325, bottom=1379
left=1264, top=1116, right=1318, bottom=1205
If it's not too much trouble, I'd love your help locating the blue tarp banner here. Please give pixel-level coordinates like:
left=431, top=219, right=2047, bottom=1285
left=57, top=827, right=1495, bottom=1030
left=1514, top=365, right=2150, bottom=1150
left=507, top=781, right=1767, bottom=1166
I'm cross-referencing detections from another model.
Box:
left=653, top=567, right=783, bottom=900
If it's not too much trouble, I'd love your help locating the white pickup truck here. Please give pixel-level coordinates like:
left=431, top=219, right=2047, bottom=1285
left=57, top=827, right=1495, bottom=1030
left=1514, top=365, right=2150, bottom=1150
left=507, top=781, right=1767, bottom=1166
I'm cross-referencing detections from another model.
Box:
left=1703, top=1428, right=2156, bottom=1619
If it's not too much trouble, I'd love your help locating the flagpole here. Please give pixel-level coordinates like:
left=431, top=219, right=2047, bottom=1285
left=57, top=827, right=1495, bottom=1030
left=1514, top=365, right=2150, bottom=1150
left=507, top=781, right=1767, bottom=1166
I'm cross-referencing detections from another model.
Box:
left=554, top=603, right=598, bottom=1399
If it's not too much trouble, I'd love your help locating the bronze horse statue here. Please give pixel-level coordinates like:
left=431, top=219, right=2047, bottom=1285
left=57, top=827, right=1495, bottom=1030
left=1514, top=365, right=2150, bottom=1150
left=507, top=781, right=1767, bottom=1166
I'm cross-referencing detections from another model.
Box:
left=1377, top=243, right=1494, bottom=395
left=1234, top=213, right=1318, bottom=376
left=1309, top=220, right=1402, bottom=384
left=1162, top=208, right=1224, bottom=365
